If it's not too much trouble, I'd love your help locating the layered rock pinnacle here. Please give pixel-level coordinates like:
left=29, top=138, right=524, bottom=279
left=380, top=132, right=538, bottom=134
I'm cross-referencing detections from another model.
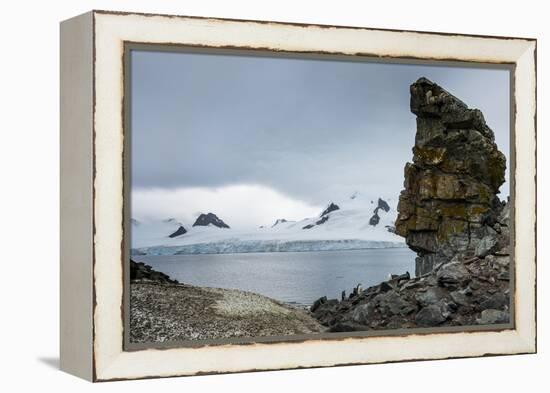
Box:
left=395, top=78, right=507, bottom=275
left=310, top=78, right=511, bottom=331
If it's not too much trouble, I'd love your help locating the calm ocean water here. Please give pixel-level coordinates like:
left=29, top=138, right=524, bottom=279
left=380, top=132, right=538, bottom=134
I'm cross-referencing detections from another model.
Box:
left=134, top=248, right=416, bottom=305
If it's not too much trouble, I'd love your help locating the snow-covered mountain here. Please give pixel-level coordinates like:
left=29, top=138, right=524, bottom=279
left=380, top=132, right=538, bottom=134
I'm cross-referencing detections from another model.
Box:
left=131, top=193, right=405, bottom=255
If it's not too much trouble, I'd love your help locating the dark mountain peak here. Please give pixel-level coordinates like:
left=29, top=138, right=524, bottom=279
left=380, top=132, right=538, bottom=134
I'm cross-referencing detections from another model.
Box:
left=163, top=218, right=177, bottom=223
left=272, top=218, right=288, bottom=228
left=193, top=213, right=230, bottom=228
left=168, top=225, right=187, bottom=238
left=320, top=202, right=340, bottom=217
left=377, top=198, right=390, bottom=212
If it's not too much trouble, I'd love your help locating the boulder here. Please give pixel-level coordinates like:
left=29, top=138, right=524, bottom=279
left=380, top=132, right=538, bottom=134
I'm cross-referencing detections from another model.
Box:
left=436, top=261, right=471, bottom=288
left=351, top=303, right=376, bottom=324
left=415, top=304, right=447, bottom=327
left=479, top=293, right=509, bottom=310
left=377, top=281, right=394, bottom=293
left=450, top=289, right=471, bottom=307
left=311, top=299, right=340, bottom=326
left=375, top=291, right=417, bottom=316
left=415, top=287, right=448, bottom=307
left=310, top=296, right=327, bottom=313
left=476, top=309, right=510, bottom=324
left=474, top=230, right=499, bottom=257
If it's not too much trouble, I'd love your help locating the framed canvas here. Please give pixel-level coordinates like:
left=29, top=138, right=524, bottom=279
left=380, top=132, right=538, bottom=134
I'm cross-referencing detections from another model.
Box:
left=60, top=10, right=537, bottom=382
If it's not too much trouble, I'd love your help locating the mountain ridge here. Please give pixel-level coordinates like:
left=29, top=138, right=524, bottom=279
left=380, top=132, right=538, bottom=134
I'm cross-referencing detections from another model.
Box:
left=131, top=193, right=405, bottom=255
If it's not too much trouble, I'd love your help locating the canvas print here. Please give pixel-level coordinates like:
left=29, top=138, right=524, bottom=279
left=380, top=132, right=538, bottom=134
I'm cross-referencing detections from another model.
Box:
left=128, top=49, right=511, bottom=345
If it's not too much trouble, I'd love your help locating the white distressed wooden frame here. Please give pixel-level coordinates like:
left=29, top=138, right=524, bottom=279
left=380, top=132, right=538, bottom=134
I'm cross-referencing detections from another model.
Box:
left=60, top=10, right=536, bottom=382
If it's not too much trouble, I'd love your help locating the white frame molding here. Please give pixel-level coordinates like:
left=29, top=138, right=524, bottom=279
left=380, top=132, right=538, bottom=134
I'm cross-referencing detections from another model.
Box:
left=60, top=10, right=536, bottom=382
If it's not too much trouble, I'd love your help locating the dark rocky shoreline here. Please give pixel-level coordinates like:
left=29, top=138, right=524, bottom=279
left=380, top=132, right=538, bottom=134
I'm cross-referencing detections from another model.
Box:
left=310, top=206, right=510, bottom=331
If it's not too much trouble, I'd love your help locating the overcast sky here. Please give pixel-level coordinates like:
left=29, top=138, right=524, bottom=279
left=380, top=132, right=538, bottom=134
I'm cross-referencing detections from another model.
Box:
left=130, top=50, right=510, bottom=229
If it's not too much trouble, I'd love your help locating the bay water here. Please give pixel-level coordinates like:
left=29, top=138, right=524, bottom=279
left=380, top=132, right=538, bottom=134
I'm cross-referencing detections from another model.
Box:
left=134, top=248, right=416, bottom=306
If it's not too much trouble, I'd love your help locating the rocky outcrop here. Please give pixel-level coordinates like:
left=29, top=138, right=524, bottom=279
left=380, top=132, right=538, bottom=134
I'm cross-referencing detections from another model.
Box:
left=193, top=213, right=230, bottom=228
left=369, top=198, right=391, bottom=227
left=302, top=216, right=329, bottom=229
left=272, top=218, right=289, bottom=227
left=168, top=225, right=187, bottom=238
left=377, top=198, right=390, bottom=213
left=321, top=203, right=340, bottom=217
left=130, top=259, right=179, bottom=284
left=303, top=215, right=329, bottom=229
left=395, top=77, right=507, bottom=275
left=303, top=204, right=337, bottom=230
left=369, top=212, right=380, bottom=226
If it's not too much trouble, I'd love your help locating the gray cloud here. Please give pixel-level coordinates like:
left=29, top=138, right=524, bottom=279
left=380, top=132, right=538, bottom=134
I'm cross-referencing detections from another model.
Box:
left=131, top=50, right=510, bottom=206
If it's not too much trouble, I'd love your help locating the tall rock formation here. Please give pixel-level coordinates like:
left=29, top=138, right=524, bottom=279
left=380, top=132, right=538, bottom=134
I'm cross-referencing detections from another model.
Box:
left=395, top=78, right=507, bottom=275
left=310, top=78, right=511, bottom=331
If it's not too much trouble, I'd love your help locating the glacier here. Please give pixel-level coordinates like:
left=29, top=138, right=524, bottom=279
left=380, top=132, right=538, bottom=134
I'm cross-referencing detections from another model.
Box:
left=138, top=239, right=405, bottom=256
